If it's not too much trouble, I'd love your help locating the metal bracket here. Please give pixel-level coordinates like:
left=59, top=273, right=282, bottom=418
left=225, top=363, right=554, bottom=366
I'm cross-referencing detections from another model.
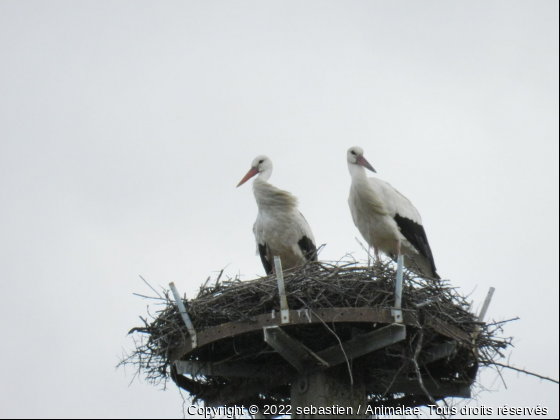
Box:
left=169, top=282, right=198, bottom=348
left=297, top=376, right=309, bottom=394
left=472, top=287, right=496, bottom=342
left=274, top=256, right=290, bottom=324
left=391, top=308, right=403, bottom=324
left=393, top=255, right=404, bottom=323
left=478, top=287, right=495, bottom=322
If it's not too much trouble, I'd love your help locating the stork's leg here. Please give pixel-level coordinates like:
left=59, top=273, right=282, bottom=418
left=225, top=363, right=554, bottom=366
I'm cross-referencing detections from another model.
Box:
left=374, top=246, right=380, bottom=263
left=395, top=240, right=402, bottom=256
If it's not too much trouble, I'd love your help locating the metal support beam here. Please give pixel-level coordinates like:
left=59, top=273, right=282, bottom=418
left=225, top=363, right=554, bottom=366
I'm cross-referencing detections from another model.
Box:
left=198, top=323, right=473, bottom=409
left=274, top=256, right=290, bottom=324
left=264, top=326, right=329, bottom=373
left=264, top=324, right=406, bottom=375
left=317, top=323, right=406, bottom=367
left=169, top=282, right=197, bottom=348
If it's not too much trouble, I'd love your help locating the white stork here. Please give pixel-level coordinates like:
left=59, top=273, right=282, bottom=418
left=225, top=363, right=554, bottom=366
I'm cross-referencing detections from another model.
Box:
left=237, top=155, right=318, bottom=274
left=347, top=146, right=439, bottom=279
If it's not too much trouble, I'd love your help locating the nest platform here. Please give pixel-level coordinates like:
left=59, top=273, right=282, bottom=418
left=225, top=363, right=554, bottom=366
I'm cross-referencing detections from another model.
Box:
left=124, top=260, right=510, bottom=414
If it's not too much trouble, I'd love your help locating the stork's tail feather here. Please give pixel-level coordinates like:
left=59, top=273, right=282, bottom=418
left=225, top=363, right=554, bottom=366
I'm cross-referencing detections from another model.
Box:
left=298, top=236, right=318, bottom=262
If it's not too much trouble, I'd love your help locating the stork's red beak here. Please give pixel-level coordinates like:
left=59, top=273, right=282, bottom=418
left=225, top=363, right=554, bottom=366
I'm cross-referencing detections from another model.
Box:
left=236, top=167, right=259, bottom=187
left=357, top=155, right=376, bottom=173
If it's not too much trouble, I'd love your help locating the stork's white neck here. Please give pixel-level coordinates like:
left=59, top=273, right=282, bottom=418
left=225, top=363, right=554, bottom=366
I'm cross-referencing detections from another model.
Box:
left=348, top=161, right=388, bottom=215
left=348, top=162, right=368, bottom=183
left=256, top=167, right=272, bottom=183
left=253, top=177, right=298, bottom=210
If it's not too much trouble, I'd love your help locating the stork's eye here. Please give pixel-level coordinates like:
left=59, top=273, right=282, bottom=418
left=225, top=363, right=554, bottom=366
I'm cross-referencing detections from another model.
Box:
left=351, top=151, right=356, bottom=155
left=259, top=159, right=264, bottom=164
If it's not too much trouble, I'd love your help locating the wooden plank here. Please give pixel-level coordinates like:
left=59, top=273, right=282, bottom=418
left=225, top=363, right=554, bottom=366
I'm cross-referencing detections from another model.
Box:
left=174, top=360, right=290, bottom=378
left=425, top=315, right=471, bottom=343
left=205, top=375, right=471, bottom=409
left=204, top=375, right=290, bottom=407
left=368, top=377, right=471, bottom=398
left=421, top=341, right=457, bottom=364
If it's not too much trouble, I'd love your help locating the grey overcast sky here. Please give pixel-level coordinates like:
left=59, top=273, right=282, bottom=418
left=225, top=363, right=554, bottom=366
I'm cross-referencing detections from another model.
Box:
left=0, top=1, right=558, bottom=418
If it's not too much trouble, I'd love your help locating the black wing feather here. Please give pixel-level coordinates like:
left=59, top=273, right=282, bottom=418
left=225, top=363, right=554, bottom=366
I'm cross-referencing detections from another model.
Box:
left=393, top=214, right=438, bottom=277
left=298, top=236, right=318, bottom=262
left=258, top=243, right=274, bottom=275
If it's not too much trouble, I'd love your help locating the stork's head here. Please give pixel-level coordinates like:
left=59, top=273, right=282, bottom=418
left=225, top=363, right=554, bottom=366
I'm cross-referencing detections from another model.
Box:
left=347, top=146, right=376, bottom=173
left=237, top=155, right=273, bottom=187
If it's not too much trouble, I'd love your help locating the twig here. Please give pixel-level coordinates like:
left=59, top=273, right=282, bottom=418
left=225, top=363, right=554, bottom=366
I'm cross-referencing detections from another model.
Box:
left=412, top=330, right=438, bottom=406
left=139, top=275, right=163, bottom=299
left=488, top=362, right=559, bottom=385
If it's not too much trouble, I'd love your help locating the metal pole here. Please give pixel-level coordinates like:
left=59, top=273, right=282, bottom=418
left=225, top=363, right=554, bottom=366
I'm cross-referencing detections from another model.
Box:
left=472, top=287, right=496, bottom=343
left=395, top=255, right=404, bottom=309
left=274, top=256, right=290, bottom=324
left=393, top=255, right=404, bottom=323
left=169, top=282, right=197, bottom=348
left=478, top=287, right=495, bottom=322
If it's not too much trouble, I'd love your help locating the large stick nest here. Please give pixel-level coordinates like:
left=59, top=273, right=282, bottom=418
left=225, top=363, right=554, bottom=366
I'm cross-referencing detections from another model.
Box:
left=120, top=258, right=513, bottom=409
